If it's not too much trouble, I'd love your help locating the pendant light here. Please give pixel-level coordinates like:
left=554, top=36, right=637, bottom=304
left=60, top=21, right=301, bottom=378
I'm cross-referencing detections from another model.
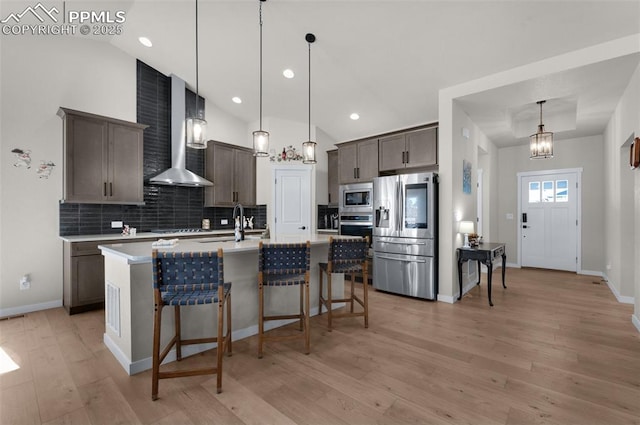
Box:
left=186, top=0, right=207, bottom=149
left=253, top=0, right=269, bottom=157
left=529, top=100, right=553, bottom=159
left=302, top=33, right=317, bottom=164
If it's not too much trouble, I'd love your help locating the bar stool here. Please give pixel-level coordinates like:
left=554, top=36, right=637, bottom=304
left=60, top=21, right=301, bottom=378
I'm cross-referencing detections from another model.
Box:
left=318, top=237, right=369, bottom=330
left=258, top=241, right=311, bottom=358
left=151, top=249, right=232, bottom=400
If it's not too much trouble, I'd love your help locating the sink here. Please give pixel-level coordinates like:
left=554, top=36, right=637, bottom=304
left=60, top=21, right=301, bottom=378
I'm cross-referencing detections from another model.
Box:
left=196, top=235, right=262, bottom=243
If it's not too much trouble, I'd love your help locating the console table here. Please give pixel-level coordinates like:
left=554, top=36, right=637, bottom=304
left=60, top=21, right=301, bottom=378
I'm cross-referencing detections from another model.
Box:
left=457, top=243, right=506, bottom=306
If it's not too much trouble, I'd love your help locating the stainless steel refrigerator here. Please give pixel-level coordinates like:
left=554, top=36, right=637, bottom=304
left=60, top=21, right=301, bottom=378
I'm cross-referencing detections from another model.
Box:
left=372, top=172, right=438, bottom=299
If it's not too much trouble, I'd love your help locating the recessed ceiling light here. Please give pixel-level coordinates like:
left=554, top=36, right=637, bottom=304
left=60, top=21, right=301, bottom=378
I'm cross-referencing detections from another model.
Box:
left=283, top=69, right=295, bottom=79
left=232, top=97, right=242, bottom=104
left=138, top=36, right=153, bottom=47
left=350, top=113, right=360, bottom=120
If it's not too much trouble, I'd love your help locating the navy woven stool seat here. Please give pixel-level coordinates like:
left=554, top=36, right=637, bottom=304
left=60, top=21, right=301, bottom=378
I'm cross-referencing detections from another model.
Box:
left=151, top=249, right=232, bottom=400
left=318, top=237, right=369, bottom=331
left=258, top=241, right=311, bottom=358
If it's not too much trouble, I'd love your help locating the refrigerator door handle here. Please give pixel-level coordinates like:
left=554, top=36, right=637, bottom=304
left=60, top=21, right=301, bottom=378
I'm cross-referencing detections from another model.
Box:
left=380, top=240, right=426, bottom=245
left=376, top=255, right=427, bottom=263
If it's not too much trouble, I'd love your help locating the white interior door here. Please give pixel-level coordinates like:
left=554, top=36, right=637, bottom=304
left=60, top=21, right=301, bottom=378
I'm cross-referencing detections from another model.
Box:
left=520, top=170, right=579, bottom=271
left=273, top=167, right=311, bottom=236
left=477, top=168, right=483, bottom=236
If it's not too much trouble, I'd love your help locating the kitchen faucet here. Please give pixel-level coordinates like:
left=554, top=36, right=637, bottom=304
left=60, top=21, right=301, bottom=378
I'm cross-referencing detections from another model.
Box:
left=232, top=203, right=245, bottom=241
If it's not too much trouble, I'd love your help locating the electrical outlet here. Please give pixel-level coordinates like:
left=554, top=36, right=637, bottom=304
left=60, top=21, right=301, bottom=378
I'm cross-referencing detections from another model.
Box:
left=19, top=275, right=30, bottom=290
left=221, top=219, right=228, bottom=225
left=111, top=221, right=123, bottom=228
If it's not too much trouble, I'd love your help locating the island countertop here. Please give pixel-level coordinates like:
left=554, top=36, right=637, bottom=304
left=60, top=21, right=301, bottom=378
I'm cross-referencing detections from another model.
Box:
left=99, top=233, right=353, bottom=265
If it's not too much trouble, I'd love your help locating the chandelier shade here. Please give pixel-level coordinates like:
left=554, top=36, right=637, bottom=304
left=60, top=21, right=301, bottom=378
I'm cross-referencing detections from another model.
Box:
left=529, top=100, right=553, bottom=159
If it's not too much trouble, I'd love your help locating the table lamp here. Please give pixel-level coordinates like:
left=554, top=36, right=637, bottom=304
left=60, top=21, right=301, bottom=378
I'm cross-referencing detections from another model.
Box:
left=459, top=221, right=475, bottom=248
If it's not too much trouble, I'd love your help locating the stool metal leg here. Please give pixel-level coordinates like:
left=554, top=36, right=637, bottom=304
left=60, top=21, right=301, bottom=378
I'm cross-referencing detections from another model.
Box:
left=327, top=272, right=333, bottom=331
left=216, top=296, right=224, bottom=393
left=299, top=281, right=304, bottom=331
left=318, top=267, right=324, bottom=314
left=226, top=292, right=233, bottom=356
left=305, top=276, right=310, bottom=354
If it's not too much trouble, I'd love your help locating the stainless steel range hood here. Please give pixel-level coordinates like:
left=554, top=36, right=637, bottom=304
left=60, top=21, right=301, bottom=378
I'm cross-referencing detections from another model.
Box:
left=149, top=75, right=213, bottom=187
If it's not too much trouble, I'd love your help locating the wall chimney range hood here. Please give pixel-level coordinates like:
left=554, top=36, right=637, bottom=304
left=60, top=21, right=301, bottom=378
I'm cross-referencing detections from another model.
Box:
left=149, top=75, right=213, bottom=187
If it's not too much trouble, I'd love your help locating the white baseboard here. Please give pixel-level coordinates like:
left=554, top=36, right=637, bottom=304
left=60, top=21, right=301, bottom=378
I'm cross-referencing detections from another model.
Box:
left=505, top=262, right=520, bottom=269
left=632, top=314, right=640, bottom=334
left=437, top=294, right=456, bottom=304
left=603, top=273, right=635, bottom=304
left=0, top=299, right=62, bottom=319
left=579, top=269, right=603, bottom=277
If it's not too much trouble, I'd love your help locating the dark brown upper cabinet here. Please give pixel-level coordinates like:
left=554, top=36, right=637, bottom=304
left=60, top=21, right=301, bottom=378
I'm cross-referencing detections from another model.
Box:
left=204, top=141, right=256, bottom=207
left=59, top=108, right=147, bottom=204
left=379, top=127, right=437, bottom=172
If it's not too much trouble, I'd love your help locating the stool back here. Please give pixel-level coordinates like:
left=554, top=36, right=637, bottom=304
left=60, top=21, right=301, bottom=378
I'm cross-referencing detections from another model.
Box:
left=152, top=249, right=224, bottom=294
left=259, top=242, right=311, bottom=279
left=328, top=237, right=369, bottom=273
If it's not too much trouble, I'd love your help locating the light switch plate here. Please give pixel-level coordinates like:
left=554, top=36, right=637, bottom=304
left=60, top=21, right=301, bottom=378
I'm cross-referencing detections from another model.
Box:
left=111, top=221, right=123, bottom=228
left=221, top=219, right=228, bottom=225
left=506, top=213, right=514, bottom=220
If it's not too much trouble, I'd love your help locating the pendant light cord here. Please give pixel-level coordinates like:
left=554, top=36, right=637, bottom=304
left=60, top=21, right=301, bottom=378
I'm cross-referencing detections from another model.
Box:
left=195, top=0, right=200, bottom=118
left=308, top=41, right=311, bottom=141
left=259, top=1, right=264, bottom=130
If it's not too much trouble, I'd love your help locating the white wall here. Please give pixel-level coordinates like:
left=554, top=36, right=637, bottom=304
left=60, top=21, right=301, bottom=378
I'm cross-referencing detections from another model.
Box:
left=0, top=35, right=251, bottom=316
left=439, top=34, right=640, bottom=306
left=497, top=136, right=605, bottom=273
left=604, top=61, right=640, bottom=311
left=0, top=36, right=136, bottom=315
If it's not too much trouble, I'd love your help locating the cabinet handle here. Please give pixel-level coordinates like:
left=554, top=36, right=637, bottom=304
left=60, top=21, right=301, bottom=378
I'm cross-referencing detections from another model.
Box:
left=402, top=151, right=406, bottom=164
left=110, top=182, right=113, bottom=196
left=406, top=151, right=409, bottom=164
left=328, top=193, right=331, bottom=203
left=356, top=167, right=360, bottom=179
left=103, top=182, right=107, bottom=196
left=353, top=168, right=357, bottom=179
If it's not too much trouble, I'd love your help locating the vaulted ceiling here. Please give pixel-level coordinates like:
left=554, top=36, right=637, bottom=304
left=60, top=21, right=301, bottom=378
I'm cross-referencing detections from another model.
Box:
left=109, top=0, right=640, bottom=145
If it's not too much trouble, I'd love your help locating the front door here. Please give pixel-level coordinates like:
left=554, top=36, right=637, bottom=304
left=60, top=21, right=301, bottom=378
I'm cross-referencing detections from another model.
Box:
left=519, top=170, right=580, bottom=271
left=273, top=167, right=311, bottom=236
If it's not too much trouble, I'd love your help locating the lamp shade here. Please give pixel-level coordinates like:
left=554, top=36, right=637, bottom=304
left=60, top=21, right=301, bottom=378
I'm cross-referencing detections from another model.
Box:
left=529, top=100, right=553, bottom=159
left=186, top=117, right=207, bottom=149
left=458, top=221, right=475, bottom=235
left=302, top=140, right=316, bottom=164
left=530, top=130, right=553, bottom=159
left=253, top=130, right=269, bottom=157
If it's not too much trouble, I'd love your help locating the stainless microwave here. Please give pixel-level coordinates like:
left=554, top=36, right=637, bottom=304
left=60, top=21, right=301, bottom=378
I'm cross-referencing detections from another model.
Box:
left=339, top=182, right=373, bottom=212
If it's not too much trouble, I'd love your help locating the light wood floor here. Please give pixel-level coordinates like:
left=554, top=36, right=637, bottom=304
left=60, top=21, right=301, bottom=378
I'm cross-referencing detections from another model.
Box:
left=1, top=268, right=639, bottom=425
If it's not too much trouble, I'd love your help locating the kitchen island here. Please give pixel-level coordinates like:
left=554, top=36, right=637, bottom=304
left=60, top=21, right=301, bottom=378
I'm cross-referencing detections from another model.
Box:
left=99, top=234, right=349, bottom=375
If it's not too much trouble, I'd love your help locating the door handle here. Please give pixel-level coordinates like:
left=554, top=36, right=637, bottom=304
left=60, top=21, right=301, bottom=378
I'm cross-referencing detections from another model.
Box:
left=377, top=255, right=427, bottom=263
left=298, top=226, right=306, bottom=230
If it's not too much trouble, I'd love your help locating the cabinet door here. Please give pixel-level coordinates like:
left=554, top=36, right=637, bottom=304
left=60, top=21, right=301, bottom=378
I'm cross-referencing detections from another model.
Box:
left=72, top=254, right=105, bottom=306
left=378, top=134, right=406, bottom=171
left=406, top=127, right=437, bottom=168
left=356, top=138, right=379, bottom=182
left=234, top=148, right=256, bottom=205
left=327, top=150, right=339, bottom=205
left=65, top=114, right=108, bottom=202
left=205, top=143, right=235, bottom=206
left=338, top=143, right=359, bottom=184
left=108, top=123, right=144, bottom=203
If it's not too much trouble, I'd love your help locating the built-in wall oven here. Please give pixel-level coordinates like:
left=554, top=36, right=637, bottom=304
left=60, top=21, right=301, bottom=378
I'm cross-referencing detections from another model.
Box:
left=372, top=172, right=438, bottom=300
left=339, top=182, right=373, bottom=245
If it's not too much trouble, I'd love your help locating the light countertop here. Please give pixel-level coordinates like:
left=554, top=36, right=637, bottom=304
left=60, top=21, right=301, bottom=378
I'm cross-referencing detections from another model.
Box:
left=60, top=229, right=263, bottom=243
left=99, top=233, right=356, bottom=265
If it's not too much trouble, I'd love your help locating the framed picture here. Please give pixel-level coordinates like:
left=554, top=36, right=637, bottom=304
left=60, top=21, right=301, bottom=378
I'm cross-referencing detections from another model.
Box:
left=463, top=159, right=472, bottom=194
left=631, top=137, right=640, bottom=169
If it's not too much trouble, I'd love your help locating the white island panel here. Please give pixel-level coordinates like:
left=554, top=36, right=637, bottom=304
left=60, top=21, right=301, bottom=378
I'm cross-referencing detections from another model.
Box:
left=100, top=234, right=350, bottom=375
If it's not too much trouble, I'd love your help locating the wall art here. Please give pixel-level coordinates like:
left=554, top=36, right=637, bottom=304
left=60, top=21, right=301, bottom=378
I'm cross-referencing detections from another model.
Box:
left=270, top=145, right=303, bottom=162
left=36, top=161, right=56, bottom=179
left=463, top=159, right=472, bottom=194
left=11, top=148, right=32, bottom=168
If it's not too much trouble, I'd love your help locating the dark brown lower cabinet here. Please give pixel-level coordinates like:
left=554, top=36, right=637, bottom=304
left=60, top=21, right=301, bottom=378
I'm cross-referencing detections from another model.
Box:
left=63, top=241, right=105, bottom=314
